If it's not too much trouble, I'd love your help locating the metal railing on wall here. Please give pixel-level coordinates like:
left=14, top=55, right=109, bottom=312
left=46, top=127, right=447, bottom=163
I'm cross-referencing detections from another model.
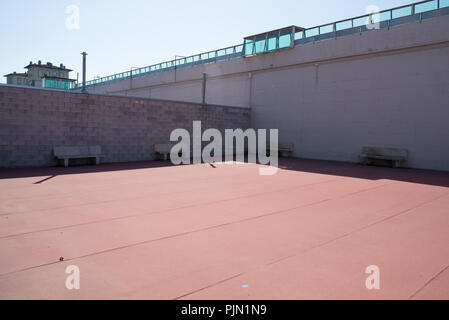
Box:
left=295, top=0, right=447, bottom=41
left=75, top=44, right=243, bottom=89
left=75, top=0, right=448, bottom=89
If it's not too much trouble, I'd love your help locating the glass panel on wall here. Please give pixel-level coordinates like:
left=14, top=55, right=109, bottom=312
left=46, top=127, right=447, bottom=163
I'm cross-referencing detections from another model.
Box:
left=254, top=35, right=266, bottom=54
left=392, top=6, right=412, bottom=18
left=294, top=31, right=303, bottom=40
left=336, top=19, right=352, bottom=31
left=319, top=24, right=333, bottom=34
left=441, top=0, right=449, bottom=8
left=267, top=32, right=278, bottom=50
left=243, top=39, right=254, bottom=55
left=243, top=26, right=300, bottom=56
left=415, top=0, right=438, bottom=13
left=305, top=27, right=319, bottom=37
left=44, top=78, right=74, bottom=89
left=278, top=29, right=292, bottom=48
left=371, top=10, right=391, bottom=23
left=353, top=16, right=368, bottom=27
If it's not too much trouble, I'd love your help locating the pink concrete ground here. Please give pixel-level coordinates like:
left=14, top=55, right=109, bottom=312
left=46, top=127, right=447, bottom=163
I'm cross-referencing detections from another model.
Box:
left=0, top=159, right=448, bottom=300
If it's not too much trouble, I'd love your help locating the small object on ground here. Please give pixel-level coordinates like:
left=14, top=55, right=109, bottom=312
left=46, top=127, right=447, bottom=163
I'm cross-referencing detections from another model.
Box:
left=241, top=284, right=249, bottom=288
left=59, top=257, right=64, bottom=262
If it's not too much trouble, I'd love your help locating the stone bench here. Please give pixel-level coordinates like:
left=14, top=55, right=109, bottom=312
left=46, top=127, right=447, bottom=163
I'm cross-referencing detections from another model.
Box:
left=267, top=144, right=294, bottom=158
left=360, top=146, right=408, bottom=168
left=54, top=146, right=103, bottom=167
left=154, top=143, right=175, bottom=161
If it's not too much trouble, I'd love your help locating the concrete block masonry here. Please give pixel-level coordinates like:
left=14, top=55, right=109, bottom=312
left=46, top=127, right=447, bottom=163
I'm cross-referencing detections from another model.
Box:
left=0, top=85, right=250, bottom=168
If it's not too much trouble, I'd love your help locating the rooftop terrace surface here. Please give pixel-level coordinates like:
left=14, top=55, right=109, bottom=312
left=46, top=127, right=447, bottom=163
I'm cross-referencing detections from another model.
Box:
left=0, top=159, right=448, bottom=300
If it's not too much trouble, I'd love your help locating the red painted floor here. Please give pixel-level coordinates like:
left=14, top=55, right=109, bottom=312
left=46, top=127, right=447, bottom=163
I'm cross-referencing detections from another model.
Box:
left=0, top=159, right=448, bottom=300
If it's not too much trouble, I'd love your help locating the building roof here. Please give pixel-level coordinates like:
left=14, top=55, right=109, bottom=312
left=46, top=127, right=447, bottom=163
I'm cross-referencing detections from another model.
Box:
left=25, top=62, right=72, bottom=72
left=4, top=72, right=28, bottom=77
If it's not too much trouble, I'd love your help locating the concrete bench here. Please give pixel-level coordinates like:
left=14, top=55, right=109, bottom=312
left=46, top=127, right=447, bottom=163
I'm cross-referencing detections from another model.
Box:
left=360, top=146, right=408, bottom=168
left=279, top=144, right=294, bottom=158
left=54, top=146, right=103, bottom=167
left=154, top=143, right=175, bottom=161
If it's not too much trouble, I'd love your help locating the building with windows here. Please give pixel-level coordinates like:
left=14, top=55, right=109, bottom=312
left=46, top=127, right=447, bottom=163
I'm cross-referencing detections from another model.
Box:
left=4, top=61, right=76, bottom=89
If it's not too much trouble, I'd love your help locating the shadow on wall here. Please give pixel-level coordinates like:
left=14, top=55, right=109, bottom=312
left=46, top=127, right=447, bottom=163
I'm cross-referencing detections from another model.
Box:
left=1, top=158, right=448, bottom=189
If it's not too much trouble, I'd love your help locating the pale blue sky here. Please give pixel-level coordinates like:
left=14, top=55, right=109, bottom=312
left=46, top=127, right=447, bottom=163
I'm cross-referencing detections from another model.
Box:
left=0, top=0, right=416, bottom=83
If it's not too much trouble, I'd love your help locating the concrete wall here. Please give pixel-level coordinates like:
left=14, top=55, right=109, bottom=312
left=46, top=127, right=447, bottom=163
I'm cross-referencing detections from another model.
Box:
left=0, top=86, right=249, bottom=168
left=83, top=13, right=449, bottom=171
left=251, top=45, right=449, bottom=171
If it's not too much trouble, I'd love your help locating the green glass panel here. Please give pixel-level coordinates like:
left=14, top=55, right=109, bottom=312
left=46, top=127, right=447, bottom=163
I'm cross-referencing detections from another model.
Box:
left=294, top=31, right=303, bottom=40
left=415, top=0, right=437, bottom=13
left=305, top=27, right=318, bottom=37
left=371, top=11, right=391, bottom=23
left=267, top=32, right=278, bottom=50
left=279, top=29, right=292, bottom=48
left=353, top=16, right=368, bottom=27
left=392, top=6, right=412, bottom=18
left=336, top=20, right=352, bottom=31
left=254, top=35, right=266, bottom=54
left=319, top=24, right=333, bottom=34
left=243, top=39, right=254, bottom=55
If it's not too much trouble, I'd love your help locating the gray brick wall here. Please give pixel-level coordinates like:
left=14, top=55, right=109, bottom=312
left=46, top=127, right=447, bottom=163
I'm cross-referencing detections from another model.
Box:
left=0, top=86, right=250, bottom=168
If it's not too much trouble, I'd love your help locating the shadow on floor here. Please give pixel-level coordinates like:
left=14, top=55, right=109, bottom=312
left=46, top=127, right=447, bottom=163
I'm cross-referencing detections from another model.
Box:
left=278, top=158, right=449, bottom=188
left=0, top=161, right=181, bottom=180
left=0, top=158, right=448, bottom=188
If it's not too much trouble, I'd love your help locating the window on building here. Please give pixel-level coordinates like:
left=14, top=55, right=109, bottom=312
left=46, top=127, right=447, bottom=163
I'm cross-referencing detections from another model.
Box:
left=254, top=35, right=266, bottom=54
left=278, top=29, right=293, bottom=49
left=243, top=26, right=302, bottom=56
